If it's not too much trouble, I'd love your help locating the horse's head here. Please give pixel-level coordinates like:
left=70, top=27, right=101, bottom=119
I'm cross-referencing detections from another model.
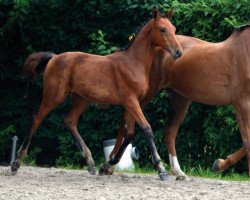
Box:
left=152, top=7, right=183, bottom=59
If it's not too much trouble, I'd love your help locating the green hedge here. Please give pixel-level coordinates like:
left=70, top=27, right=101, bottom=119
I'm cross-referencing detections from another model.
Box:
left=0, top=0, right=249, bottom=173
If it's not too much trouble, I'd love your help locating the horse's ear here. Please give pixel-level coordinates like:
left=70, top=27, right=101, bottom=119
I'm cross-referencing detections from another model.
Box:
left=165, top=8, right=174, bottom=19
left=152, top=6, right=160, bottom=20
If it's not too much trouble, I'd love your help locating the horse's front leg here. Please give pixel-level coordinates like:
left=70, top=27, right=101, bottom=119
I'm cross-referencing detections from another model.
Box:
left=232, top=101, right=250, bottom=176
left=164, top=90, right=191, bottom=180
left=212, top=147, right=246, bottom=173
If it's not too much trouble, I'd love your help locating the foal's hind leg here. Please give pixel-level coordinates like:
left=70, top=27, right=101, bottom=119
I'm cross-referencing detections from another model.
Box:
left=64, top=94, right=96, bottom=175
left=233, top=101, right=250, bottom=176
left=164, top=90, right=191, bottom=180
left=11, top=78, right=69, bottom=173
left=11, top=94, right=66, bottom=173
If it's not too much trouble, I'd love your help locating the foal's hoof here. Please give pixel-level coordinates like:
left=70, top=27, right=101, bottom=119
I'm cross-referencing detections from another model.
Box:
left=212, top=159, right=222, bottom=172
left=11, top=160, right=20, bottom=174
left=88, top=165, right=96, bottom=175
left=99, top=163, right=114, bottom=175
left=158, top=172, right=168, bottom=181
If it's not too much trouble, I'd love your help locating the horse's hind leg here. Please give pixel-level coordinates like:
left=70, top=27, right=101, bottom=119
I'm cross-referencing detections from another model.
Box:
left=233, top=101, right=250, bottom=176
left=64, top=94, right=96, bottom=175
left=212, top=147, right=246, bottom=173
left=164, top=90, right=191, bottom=180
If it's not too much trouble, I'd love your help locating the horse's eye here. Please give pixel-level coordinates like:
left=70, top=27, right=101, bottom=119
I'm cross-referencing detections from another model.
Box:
left=159, top=27, right=166, bottom=33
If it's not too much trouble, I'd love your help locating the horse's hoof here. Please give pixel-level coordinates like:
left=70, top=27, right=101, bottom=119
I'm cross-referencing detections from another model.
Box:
left=88, top=165, right=96, bottom=175
left=176, top=175, right=187, bottom=181
left=212, top=159, right=221, bottom=172
left=158, top=172, right=168, bottom=181
left=11, top=160, right=20, bottom=173
left=99, top=162, right=114, bottom=175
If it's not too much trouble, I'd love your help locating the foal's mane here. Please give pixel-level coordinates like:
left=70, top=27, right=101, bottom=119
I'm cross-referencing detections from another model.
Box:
left=122, top=19, right=151, bottom=51
left=121, top=10, right=171, bottom=51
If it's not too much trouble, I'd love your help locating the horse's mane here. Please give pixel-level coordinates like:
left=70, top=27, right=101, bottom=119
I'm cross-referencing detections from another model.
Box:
left=234, top=24, right=250, bottom=32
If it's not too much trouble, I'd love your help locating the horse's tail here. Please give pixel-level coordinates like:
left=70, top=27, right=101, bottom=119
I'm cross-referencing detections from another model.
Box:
left=23, top=52, right=55, bottom=81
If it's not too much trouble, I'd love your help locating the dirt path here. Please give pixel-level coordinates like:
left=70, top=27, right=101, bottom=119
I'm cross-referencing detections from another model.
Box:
left=0, top=166, right=249, bottom=200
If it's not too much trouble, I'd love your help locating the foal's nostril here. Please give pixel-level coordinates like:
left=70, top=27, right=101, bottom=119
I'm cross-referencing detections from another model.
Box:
left=175, top=50, right=182, bottom=58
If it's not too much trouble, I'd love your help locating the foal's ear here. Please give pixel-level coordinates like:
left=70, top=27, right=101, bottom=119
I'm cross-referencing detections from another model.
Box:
left=152, top=6, right=160, bottom=20
left=165, top=8, right=174, bottom=19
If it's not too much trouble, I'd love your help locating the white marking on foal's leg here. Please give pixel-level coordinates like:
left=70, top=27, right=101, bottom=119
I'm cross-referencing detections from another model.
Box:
left=169, top=154, right=187, bottom=181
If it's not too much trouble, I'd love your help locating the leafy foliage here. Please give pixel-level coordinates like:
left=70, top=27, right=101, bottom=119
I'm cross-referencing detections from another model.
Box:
left=0, top=0, right=250, bottom=173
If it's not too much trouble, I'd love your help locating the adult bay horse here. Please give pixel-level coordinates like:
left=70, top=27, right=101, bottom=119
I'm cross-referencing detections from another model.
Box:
left=11, top=8, right=183, bottom=181
left=109, top=25, right=250, bottom=179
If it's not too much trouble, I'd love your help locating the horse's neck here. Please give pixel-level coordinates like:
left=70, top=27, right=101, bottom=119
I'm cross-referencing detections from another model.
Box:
left=125, top=20, right=155, bottom=74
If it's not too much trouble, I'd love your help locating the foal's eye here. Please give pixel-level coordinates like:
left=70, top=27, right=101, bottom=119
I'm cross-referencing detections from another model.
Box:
left=159, top=27, right=166, bottom=33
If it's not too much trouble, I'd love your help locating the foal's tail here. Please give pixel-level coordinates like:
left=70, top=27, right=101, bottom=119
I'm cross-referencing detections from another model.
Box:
left=23, top=52, right=55, bottom=81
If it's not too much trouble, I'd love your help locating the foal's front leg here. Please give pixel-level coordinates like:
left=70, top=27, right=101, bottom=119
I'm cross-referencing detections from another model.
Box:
left=99, top=111, right=135, bottom=175
left=127, top=98, right=167, bottom=180
left=108, top=114, right=127, bottom=161
left=100, top=96, right=167, bottom=180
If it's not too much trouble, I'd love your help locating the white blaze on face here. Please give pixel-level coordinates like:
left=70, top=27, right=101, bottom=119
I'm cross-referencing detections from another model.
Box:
left=169, top=154, right=186, bottom=177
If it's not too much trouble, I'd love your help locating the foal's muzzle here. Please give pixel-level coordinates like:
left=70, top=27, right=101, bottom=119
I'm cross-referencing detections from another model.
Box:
left=173, top=49, right=182, bottom=59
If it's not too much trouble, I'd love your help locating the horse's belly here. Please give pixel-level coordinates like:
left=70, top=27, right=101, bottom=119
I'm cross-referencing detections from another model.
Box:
left=188, top=91, right=230, bottom=105
left=169, top=65, right=232, bottom=105
left=169, top=80, right=231, bottom=105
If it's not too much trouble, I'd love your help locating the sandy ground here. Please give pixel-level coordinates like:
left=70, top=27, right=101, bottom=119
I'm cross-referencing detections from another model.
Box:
left=0, top=166, right=249, bottom=200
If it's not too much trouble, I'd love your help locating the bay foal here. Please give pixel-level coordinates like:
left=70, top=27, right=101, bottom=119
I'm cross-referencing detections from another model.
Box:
left=110, top=25, right=250, bottom=178
left=11, top=8, right=183, bottom=180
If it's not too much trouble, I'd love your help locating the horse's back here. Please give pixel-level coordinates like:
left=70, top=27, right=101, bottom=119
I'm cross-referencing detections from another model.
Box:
left=167, top=28, right=250, bottom=105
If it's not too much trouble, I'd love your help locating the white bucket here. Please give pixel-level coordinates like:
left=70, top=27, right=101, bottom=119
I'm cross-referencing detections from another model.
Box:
left=103, top=139, right=139, bottom=171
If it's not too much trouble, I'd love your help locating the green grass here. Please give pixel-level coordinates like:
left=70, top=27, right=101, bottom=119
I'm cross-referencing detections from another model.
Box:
left=111, top=162, right=249, bottom=181
left=22, top=157, right=37, bottom=167
left=184, top=166, right=249, bottom=181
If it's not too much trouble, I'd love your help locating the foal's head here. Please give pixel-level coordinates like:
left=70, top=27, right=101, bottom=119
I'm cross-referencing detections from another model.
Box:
left=151, top=7, right=183, bottom=59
